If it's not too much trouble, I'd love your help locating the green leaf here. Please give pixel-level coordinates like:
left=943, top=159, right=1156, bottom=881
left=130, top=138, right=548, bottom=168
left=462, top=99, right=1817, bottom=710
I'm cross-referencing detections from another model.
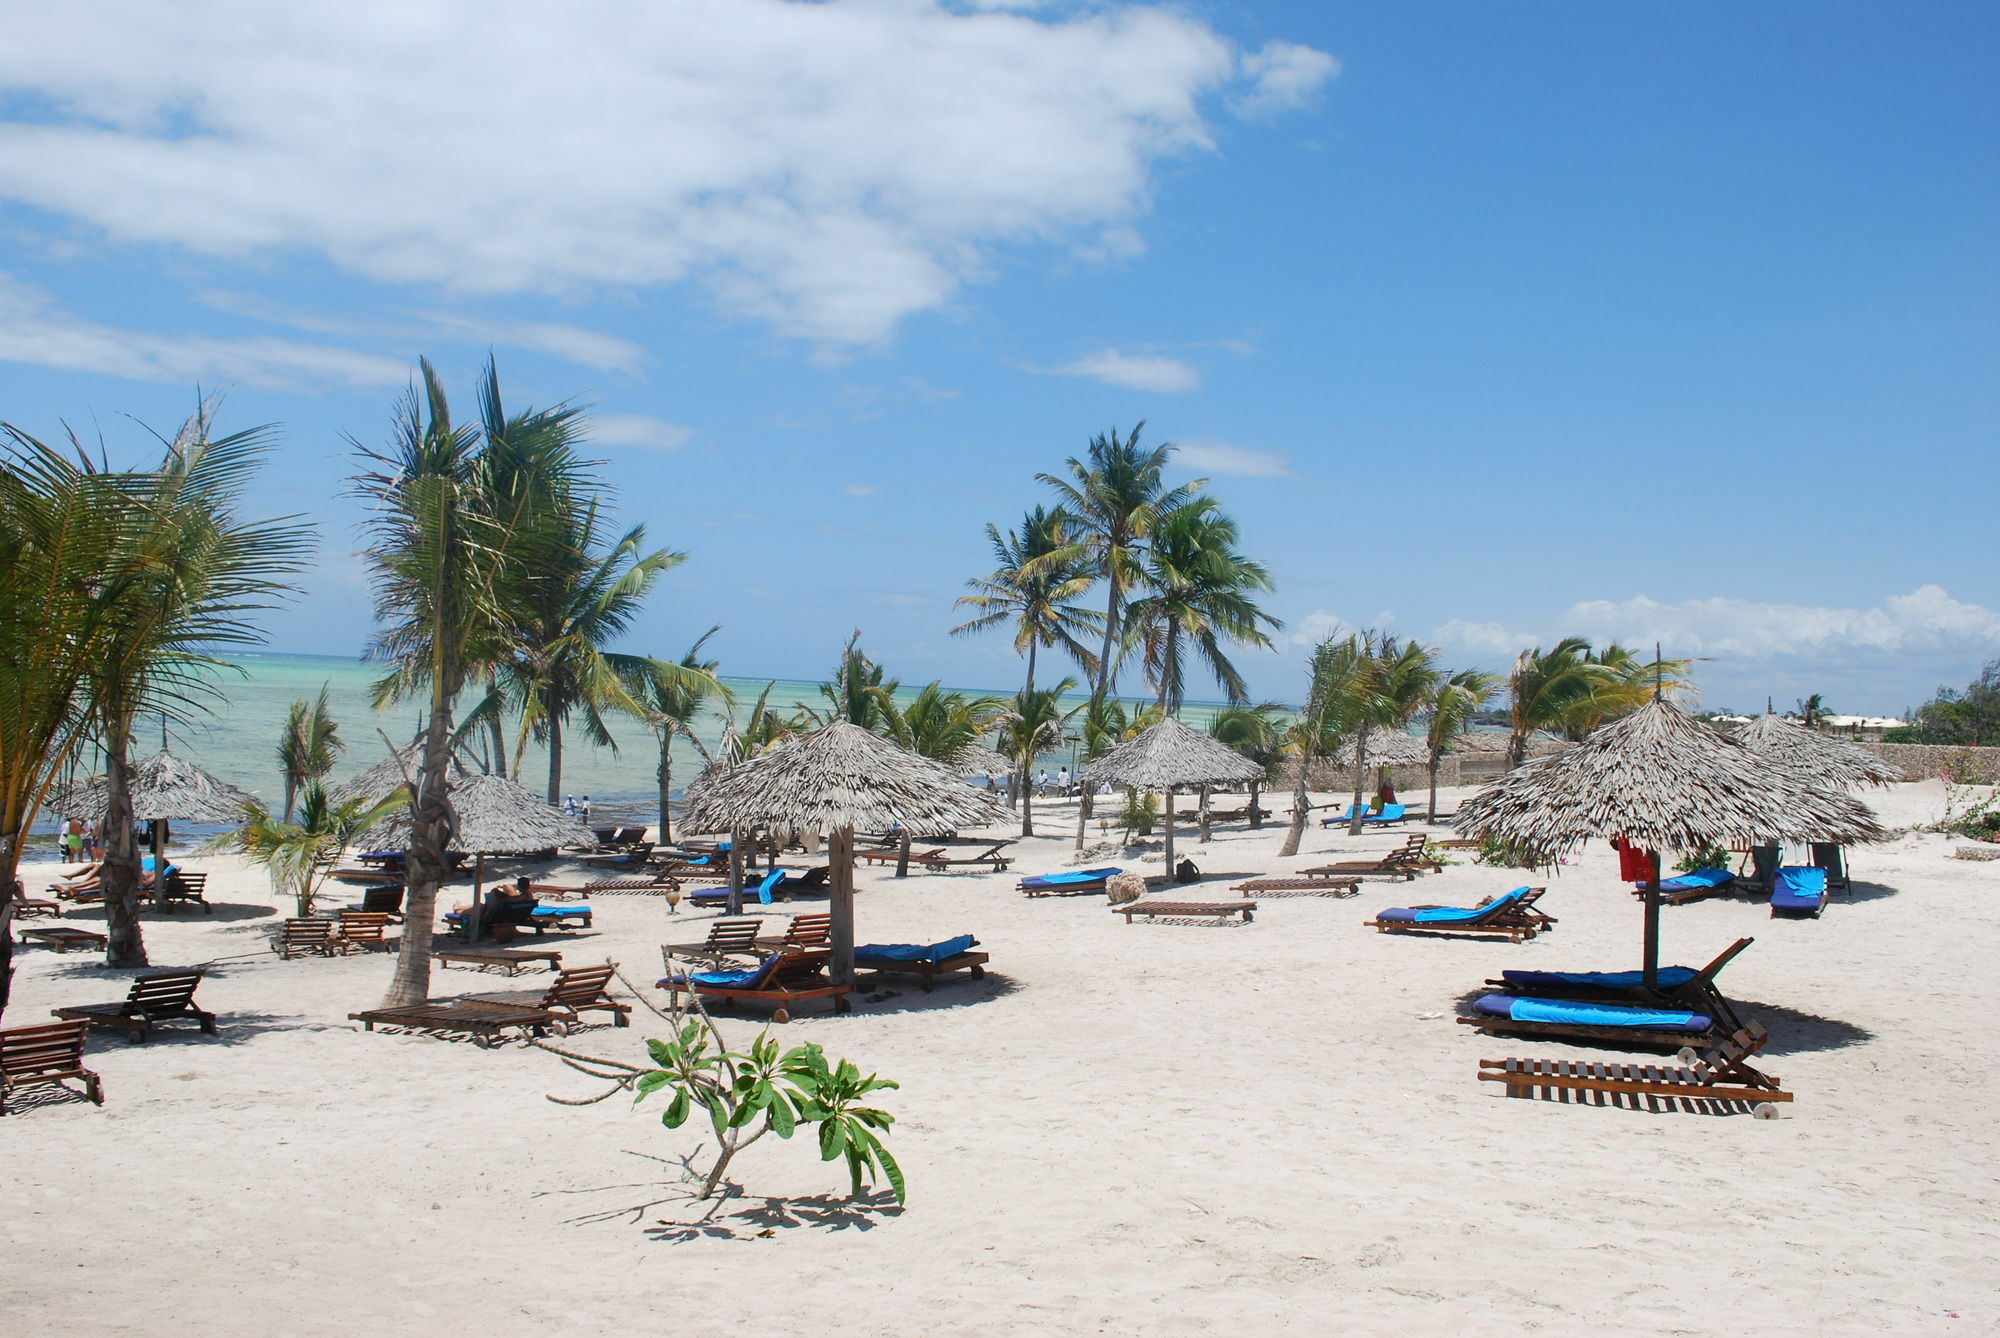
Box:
left=768, top=1092, right=797, bottom=1138
left=663, top=1090, right=691, bottom=1128
left=633, top=1071, right=673, bottom=1101
left=645, top=1038, right=674, bottom=1067
left=818, top=1118, right=845, bottom=1162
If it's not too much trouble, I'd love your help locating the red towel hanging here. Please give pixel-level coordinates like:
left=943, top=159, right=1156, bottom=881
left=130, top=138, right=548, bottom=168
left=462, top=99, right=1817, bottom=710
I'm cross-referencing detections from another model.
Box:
left=1613, top=837, right=1659, bottom=882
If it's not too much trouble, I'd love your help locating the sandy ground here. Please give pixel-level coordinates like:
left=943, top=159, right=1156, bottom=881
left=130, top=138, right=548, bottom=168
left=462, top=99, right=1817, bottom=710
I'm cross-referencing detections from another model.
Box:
left=4, top=780, right=1997, bottom=1337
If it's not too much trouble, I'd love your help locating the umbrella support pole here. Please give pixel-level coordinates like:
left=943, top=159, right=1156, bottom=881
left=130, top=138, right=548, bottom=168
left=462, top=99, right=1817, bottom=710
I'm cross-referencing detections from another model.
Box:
left=829, top=828, right=855, bottom=986
left=725, top=826, right=744, bottom=917
left=1642, top=849, right=1661, bottom=990
left=1163, top=790, right=1175, bottom=873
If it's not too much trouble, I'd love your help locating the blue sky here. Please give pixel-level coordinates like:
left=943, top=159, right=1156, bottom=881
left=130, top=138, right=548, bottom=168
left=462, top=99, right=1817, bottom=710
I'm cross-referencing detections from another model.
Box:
left=0, top=1, right=1993, bottom=715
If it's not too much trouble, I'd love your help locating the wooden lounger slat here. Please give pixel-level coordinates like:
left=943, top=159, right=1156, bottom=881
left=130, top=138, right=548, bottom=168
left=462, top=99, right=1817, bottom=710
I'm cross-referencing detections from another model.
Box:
left=1115, top=900, right=1256, bottom=924
left=1478, top=1024, right=1792, bottom=1111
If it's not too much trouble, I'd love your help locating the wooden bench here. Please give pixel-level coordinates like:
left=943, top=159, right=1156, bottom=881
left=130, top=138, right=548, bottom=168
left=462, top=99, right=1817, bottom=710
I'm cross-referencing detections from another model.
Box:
left=52, top=970, right=217, bottom=1042
left=1229, top=875, right=1360, bottom=898
left=22, top=926, right=108, bottom=954
left=1114, top=900, right=1257, bottom=924
left=348, top=1001, right=557, bottom=1047
left=432, top=947, right=564, bottom=976
left=1, top=1020, right=104, bottom=1116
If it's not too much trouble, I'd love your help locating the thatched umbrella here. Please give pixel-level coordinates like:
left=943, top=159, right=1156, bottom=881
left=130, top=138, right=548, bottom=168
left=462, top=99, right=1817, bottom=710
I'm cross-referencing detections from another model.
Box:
left=1084, top=716, right=1267, bottom=871
left=52, top=748, right=262, bottom=859
left=682, top=721, right=1005, bottom=984
left=363, top=772, right=594, bottom=942
left=1454, top=696, right=1884, bottom=987
left=1732, top=712, right=1903, bottom=789
left=329, top=744, right=469, bottom=807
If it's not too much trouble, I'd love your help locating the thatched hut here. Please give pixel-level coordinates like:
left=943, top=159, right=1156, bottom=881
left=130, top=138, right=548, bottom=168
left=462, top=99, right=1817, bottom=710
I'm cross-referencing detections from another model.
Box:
left=52, top=748, right=262, bottom=858
left=1084, top=716, right=1267, bottom=870
left=682, top=721, right=1005, bottom=983
left=1732, top=712, right=1902, bottom=789
left=1454, top=696, right=1884, bottom=985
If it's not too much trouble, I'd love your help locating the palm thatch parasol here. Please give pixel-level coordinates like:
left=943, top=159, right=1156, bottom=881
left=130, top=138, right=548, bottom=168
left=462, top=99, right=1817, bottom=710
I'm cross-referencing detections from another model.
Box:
left=1084, top=716, right=1267, bottom=869
left=53, top=747, right=263, bottom=860
left=1732, top=712, right=1903, bottom=789
left=1454, top=696, right=1884, bottom=986
left=329, top=743, right=469, bottom=807
left=682, top=721, right=1005, bottom=983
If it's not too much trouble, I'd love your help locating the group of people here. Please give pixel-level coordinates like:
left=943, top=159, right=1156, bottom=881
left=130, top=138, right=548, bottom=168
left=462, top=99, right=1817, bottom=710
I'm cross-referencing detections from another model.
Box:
left=980, top=767, right=1116, bottom=800
left=58, top=816, right=103, bottom=864
left=561, top=794, right=593, bottom=820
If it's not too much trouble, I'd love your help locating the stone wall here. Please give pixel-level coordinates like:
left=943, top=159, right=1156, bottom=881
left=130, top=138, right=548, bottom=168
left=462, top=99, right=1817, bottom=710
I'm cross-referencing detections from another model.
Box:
left=1852, top=742, right=2000, bottom=784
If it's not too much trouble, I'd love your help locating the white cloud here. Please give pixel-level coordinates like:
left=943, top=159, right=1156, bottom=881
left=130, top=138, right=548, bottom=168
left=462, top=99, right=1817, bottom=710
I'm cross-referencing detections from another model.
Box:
left=1289, top=611, right=1353, bottom=648
left=0, top=3, right=1332, bottom=345
left=0, top=272, right=406, bottom=391
left=1232, top=41, right=1341, bottom=118
left=1054, top=348, right=1200, bottom=392
left=841, top=483, right=879, bottom=497
left=591, top=413, right=693, bottom=452
left=1429, top=586, right=2000, bottom=664
left=1174, top=438, right=1291, bottom=477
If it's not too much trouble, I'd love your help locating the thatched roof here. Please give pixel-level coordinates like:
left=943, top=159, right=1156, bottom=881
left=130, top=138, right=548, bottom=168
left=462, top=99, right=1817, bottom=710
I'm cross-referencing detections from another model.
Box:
left=1454, top=697, right=1886, bottom=855
left=1357, top=726, right=1428, bottom=766
left=328, top=743, right=468, bottom=807
left=52, top=748, right=261, bottom=823
left=362, top=772, right=594, bottom=854
left=1732, top=712, right=1902, bottom=789
left=682, top=720, right=1004, bottom=840
left=1085, top=716, right=1268, bottom=790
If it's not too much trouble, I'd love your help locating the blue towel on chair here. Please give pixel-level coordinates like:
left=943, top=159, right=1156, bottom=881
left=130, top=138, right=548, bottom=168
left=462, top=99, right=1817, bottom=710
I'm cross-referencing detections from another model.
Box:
left=1500, top=965, right=1699, bottom=991
left=1020, top=867, right=1120, bottom=888
left=1474, top=993, right=1711, bottom=1032
left=1645, top=868, right=1734, bottom=893
left=854, top=934, right=977, bottom=965
left=662, top=953, right=787, bottom=991
left=1770, top=865, right=1828, bottom=911
left=1378, top=887, right=1528, bottom=924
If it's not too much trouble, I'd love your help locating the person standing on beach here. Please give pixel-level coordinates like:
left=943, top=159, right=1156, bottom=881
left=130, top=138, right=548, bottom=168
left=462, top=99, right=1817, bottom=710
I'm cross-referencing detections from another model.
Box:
left=580, top=795, right=591, bottom=821
left=1057, top=765, right=1071, bottom=792
left=62, top=817, right=85, bottom=865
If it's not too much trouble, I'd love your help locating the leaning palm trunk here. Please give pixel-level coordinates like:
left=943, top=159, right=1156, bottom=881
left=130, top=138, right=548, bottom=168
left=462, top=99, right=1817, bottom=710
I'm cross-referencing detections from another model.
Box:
left=99, top=710, right=148, bottom=968
left=484, top=671, right=510, bottom=780
left=1278, top=762, right=1311, bottom=858
left=1427, top=754, right=1442, bottom=827
left=656, top=740, right=674, bottom=843
left=544, top=702, right=564, bottom=805
left=383, top=693, right=458, bottom=1008
left=1248, top=778, right=1264, bottom=829
left=1346, top=732, right=1369, bottom=836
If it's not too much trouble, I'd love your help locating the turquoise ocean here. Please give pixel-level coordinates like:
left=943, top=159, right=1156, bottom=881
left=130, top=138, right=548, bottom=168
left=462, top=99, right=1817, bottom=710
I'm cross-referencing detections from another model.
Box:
left=29, top=652, right=1235, bottom=855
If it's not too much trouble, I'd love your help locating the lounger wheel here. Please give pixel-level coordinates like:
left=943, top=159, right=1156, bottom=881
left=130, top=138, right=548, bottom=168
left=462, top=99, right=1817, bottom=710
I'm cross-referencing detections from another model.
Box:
left=1753, top=1103, right=1782, bottom=1120
left=1674, top=1046, right=1699, bottom=1066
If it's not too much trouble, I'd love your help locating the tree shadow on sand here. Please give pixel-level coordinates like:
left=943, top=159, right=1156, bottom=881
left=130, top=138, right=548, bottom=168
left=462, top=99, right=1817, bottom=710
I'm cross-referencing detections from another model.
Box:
left=1835, top=880, right=1898, bottom=904
left=538, top=1150, right=902, bottom=1241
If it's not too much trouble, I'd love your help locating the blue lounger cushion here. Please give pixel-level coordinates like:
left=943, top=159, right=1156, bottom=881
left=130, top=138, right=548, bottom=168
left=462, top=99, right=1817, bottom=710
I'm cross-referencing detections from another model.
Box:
left=688, top=869, right=787, bottom=904
left=1020, top=867, right=1121, bottom=888
left=1499, top=965, right=1700, bottom=991
left=1362, top=803, right=1406, bottom=824
left=1473, top=993, right=1712, bottom=1033
left=854, top=934, right=978, bottom=965
left=660, top=952, right=787, bottom=991
left=531, top=905, right=590, bottom=918
left=1643, top=868, right=1734, bottom=893
left=1376, top=887, right=1529, bottom=924
left=1770, top=866, right=1828, bottom=910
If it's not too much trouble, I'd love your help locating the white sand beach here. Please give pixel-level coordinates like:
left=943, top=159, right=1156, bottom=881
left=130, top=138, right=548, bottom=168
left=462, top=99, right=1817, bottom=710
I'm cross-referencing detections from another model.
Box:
left=6, top=781, right=1997, bottom=1336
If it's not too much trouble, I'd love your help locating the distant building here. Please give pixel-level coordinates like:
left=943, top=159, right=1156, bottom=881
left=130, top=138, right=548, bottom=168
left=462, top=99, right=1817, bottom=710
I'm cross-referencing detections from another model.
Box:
left=1814, top=714, right=1906, bottom=741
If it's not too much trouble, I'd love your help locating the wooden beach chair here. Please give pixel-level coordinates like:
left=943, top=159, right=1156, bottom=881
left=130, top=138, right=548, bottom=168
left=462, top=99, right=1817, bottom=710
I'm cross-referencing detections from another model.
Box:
left=1483, top=938, right=1754, bottom=1016
left=574, top=842, right=654, bottom=868
left=657, top=947, right=852, bottom=1023
left=1306, top=834, right=1434, bottom=881
left=432, top=946, right=564, bottom=975
left=336, top=910, right=397, bottom=953
left=1455, top=980, right=1739, bottom=1050
left=853, top=934, right=989, bottom=991
left=277, top=917, right=343, bottom=958
left=857, top=846, right=945, bottom=867
left=348, top=1000, right=558, bottom=1047
left=757, top=912, right=832, bottom=953
left=22, top=926, right=108, bottom=954
left=1477, top=1024, right=1792, bottom=1115
left=662, top=917, right=766, bottom=970
left=345, top=884, right=406, bottom=921
left=1630, top=868, right=1736, bottom=906
left=1229, top=873, right=1360, bottom=897
left=0, top=1020, right=104, bottom=1116
left=1114, top=899, right=1256, bottom=924
left=52, top=970, right=217, bottom=1043
left=527, top=871, right=680, bottom=900
left=468, top=963, right=630, bottom=1029
left=1769, top=866, right=1830, bottom=918
left=156, top=869, right=210, bottom=913
left=1364, top=886, right=1554, bottom=943
left=919, top=841, right=1017, bottom=872
left=1018, top=867, right=1123, bottom=897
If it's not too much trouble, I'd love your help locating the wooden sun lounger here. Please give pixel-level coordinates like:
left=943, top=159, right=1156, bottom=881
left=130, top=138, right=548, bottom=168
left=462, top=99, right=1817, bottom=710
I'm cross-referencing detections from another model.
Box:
left=1478, top=1024, right=1792, bottom=1115
left=1482, top=938, right=1753, bottom=1014
left=662, top=917, right=767, bottom=970
left=348, top=1001, right=558, bottom=1047
left=52, top=970, right=217, bottom=1043
left=1365, top=887, right=1554, bottom=943
left=156, top=870, right=210, bottom=913
left=22, top=926, right=108, bottom=954
left=1229, top=874, right=1360, bottom=897
left=526, top=872, right=679, bottom=900
left=1, top=1020, right=104, bottom=1115
left=432, top=946, right=564, bottom=975
left=919, top=842, right=1016, bottom=872
left=857, top=846, right=945, bottom=867
left=468, top=964, right=630, bottom=1029
left=336, top=910, right=397, bottom=953
left=755, top=912, right=832, bottom=954
left=277, top=917, right=345, bottom=958
left=1115, top=899, right=1257, bottom=924
left=574, top=842, right=655, bottom=867
left=658, top=948, right=853, bottom=1023
left=856, top=949, right=989, bottom=991
left=346, top=884, right=406, bottom=921
left=1305, top=834, right=1434, bottom=881
left=11, top=894, right=63, bottom=919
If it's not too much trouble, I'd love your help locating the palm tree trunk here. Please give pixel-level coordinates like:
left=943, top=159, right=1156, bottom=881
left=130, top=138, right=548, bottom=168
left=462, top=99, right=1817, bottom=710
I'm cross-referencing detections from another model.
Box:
left=1278, top=756, right=1311, bottom=858
left=657, top=736, right=674, bottom=844
left=484, top=672, right=509, bottom=777
left=1248, top=778, right=1264, bottom=829
left=828, top=826, right=856, bottom=985
left=544, top=701, right=564, bottom=805
left=383, top=682, right=458, bottom=1008
left=1427, top=755, right=1441, bottom=827
left=99, top=708, right=148, bottom=968
left=282, top=776, right=298, bottom=826
left=1020, top=645, right=1037, bottom=838
left=1347, top=732, right=1369, bottom=835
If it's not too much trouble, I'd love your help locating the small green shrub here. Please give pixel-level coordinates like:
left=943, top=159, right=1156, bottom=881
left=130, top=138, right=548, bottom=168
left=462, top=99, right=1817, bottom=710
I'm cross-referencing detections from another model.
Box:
left=1673, top=843, right=1732, bottom=874
left=1473, top=835, right=1545, bottom=869
left=1120, top=789, right=1159, bottom=837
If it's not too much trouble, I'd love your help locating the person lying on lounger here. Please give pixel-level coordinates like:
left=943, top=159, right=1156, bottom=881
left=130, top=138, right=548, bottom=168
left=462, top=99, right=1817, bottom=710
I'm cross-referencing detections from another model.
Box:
left=451, top=879, right=539, bottom=942
left=52, top=855, right=171, bottom=896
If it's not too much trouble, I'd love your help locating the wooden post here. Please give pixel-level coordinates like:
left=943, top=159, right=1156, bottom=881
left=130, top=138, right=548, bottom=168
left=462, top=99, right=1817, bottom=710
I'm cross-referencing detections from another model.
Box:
left=829, top=827, right=855, bottom=986
left=1163, top=789, right=1176, bottom=872
left=725, top=825, right=744, bottom=917
left=894, top=828, right=911, bottom=878
left=467, top=852, right=486, bottom=944
left=1642, top=848, right=1661, bottom=990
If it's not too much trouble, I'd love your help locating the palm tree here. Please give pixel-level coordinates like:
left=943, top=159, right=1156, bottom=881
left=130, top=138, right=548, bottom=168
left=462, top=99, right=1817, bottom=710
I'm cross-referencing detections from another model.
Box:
left=352, top=358, right=505, bottom=1008
left=229, top=783, right=407, bottom=918
left=1342, top=636, right=1439, bottom=835
left=1118, top=499, right=1280, bottom=713
left=1559, top=642, right=1689, bottom=739
left=1277, top=634, right=1371, bottom=858
left=802, top=631, right=896, bottom=731
left=879, top=683, right=1008, bottom=767
left=1208, top=702, right=1289, bottom=829
left=1037, top=424, right=1203, bottom=706
left=998, top=678, right=1081, bottom=837
left=1422, top=669, right=1499, bottom=826
left=623, top=627, right=734, bottom=844
left=720, top=680, right=806, bottom=763
left=1503, top=637, right=1613, bottom=769
left=277, top=684, right=344, bottom=822
left=953, top=505, right=1101, bottom=703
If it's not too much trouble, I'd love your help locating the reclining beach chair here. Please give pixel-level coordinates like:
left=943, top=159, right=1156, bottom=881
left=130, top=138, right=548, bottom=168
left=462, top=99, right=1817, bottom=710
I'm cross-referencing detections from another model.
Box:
left=528, top=871, right=679, bottom=901
left=857, top=845, right=946, bottom=867
left=1769, top=866, right=1829, bottom=918
left=657, top=947, right=852, bottom=1023
left=1632, top=867, right=1735, bottom=906
left=1306, top=834, right=1433, bottom=881
left=920, top=841, right=1017, bottom=872
left=157, top=869, right=210, bottom=913
left=1810, top=843, right=1851, bottom=893
left=686, top=866, right=788, bottom=908
left=468, top=963, right=630, bottom=1030
left=336, top=910, right=397, bottom=953
left=759, top=912, right=833, bottom=952
left=1478, top=1023, right=1791, bottom=1115
left=1456, top=974, right=1739, bottom=1049
left=51, top=970, right=217, bottom=1042
left=346, top=883, right=406, bottom=921
left=854, top=933, right=988, bottom=990
left=1486, top=937, right=1754, bottom=1013
left=348, top=1000, right=557, bottom=1046
left=662, top=917, right=767, bottom=970
left=1017, top=867, right=1123, bottom=897
left=575, top=841, right=654, bottom=867
left=1365, top=886, right=1553, bottom=943
left=1230, top=872, right=1361, bottom=897
left=1320, top=802, right=1407, bottom=827
left=0, top=1020, right=104, bottom=1115
left=277, top=917, right=343, bottom=959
